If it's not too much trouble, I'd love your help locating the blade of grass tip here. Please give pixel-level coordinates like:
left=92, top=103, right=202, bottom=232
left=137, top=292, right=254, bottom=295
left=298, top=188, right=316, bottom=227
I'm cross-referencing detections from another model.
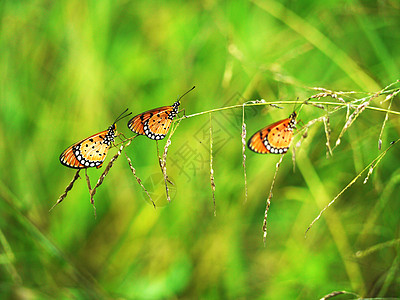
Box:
left=251, top=0, right=380, bottom=91
left=241, top=104, right=248, bottom=203
left=378, top=245, right=400, bottom=297
left=159, top=119, right=182, bottom=202
left=263, top=154, right=284, bottom=246
left=49, top=169, right=81, bottom=212
left=0, top=230, right=22, bottom=283
left=0, top=181, right=109, bottom=298
left=90, top=143, right=126, bottom=216
left=377, top=96, right=394, bottom=150
left=209, top=113, right=216, bottom=216
left=358, top=170, right=400, bottom=240
left=123, top=141, right=156, bottom=209
left=355, top=238, right=400, bottom=258
left=305, top=139, right=400, bottom=237
left=319, top=290, right=360, bottom=300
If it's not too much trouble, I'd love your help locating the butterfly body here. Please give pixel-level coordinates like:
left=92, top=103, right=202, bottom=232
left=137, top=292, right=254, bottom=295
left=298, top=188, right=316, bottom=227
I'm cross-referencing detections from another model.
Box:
left=60, top=124, right=117, bottom=169
left=247, top=112, right=297, bottom=154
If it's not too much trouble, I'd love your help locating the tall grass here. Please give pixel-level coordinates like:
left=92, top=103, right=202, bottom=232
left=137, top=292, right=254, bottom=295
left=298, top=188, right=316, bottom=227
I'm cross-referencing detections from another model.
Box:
left=1, top=0, right=400, bottom=298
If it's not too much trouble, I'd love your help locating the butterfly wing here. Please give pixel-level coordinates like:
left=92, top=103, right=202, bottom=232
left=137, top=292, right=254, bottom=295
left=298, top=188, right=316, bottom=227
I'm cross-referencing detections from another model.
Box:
left=247, top=117, right=295, bottom=154
left=60, top=130, right=112, bottom=169
left=127, top=106, right=175, bottom=140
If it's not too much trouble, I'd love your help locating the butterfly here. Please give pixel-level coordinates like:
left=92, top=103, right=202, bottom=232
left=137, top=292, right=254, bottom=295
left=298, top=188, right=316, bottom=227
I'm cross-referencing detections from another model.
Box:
left=247, top=112, right=297, bottom=154
left=127, top=86, right=195, bottom=140
left=59, top=109, right=132, bottom=169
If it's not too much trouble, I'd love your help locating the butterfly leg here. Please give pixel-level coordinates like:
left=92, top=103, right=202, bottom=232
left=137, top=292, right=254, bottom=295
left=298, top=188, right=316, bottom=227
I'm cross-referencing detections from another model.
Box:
left=178, top=108, right=187, bottom=118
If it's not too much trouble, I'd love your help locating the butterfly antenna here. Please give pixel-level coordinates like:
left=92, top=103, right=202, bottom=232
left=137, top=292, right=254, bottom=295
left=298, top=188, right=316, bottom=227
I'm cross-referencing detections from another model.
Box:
left=297, top=100, right=308, bottom=115
left=177, top=86, right=196, bottom=102
left=292, top=97, right=301, bottom=113
left=114, top=108, right=132, bottom=124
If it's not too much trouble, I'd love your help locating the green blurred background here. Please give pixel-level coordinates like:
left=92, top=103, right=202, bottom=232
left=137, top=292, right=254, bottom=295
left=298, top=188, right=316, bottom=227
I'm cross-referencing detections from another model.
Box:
left=1, top=0, right=400, bottom=299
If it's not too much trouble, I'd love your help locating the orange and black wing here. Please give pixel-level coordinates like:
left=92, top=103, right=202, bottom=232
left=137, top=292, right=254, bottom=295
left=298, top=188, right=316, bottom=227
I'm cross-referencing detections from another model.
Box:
left=127, top=106, right=174, bottom=140
left=247, top=117, right=295, bottom=154
left=60, top=130, right=112, bottom=169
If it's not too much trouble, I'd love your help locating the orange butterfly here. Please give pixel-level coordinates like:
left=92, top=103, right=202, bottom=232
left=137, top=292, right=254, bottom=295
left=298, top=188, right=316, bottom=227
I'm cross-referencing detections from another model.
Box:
left=127, top=86, right=195, bottom=140
left=247, top=112, right=297, bottom=154
left=59, top=109, right=132, bottom=169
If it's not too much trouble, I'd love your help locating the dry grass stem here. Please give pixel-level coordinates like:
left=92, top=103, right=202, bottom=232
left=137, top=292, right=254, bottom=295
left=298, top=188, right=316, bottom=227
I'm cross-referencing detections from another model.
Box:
left=209, top=113, right=216, bottom=216
left=334, top=84, right=394, bottom=149
left=319, top=290, right=359, bottom=300
left=334, top=101, right=369, bottom=148
left=50, top=169, right=81, bottom=211
left=124, top=144, right=156, bottom=208
left=241, top=104, right=248, bottom=203
left=363, top=164, right=375, bottom=184
left=156, top=142, right=174, bottom=186
left=89, top=143, right=126, bottom=215
left=323, top=115, right=333, bottom=157
left=381, top=88, right=400, bottom=104
left=157, top=119, right=182, bottom=202
left=378, top=97, right=393, bottom=150
left=263, top=154, right=284, bottom=245
left=305, top=139, right=400, bottom=237
left=85, top=169, right=96, bottom=217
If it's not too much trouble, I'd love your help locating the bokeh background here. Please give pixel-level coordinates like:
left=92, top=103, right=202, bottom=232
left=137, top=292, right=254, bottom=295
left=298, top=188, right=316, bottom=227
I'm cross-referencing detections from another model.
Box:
left=1, top=0, right=400, bottom=299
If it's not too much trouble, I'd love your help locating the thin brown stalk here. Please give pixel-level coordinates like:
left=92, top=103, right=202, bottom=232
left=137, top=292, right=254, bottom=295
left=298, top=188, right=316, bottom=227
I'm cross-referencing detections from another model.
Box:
left=334, top=101, right=369, bottom=149
left=305, top=139, right=400, bottom=237
left=334, top=85, right=392, bottom=149
left=85, top=169, right=96, bottom=217
left=156, top=142, right=173, bottom=186
left=50, top=169, right=81, bottom=211
left=319, top=290, right=359, bottom=300
left=209, top=113, right=216, bottom=216
left=124, top=145, right=156, bottom=208
left=378, top=97, right=393, bottom=150
left=323, top=115, right=333, bottom=157
left=158, top=119, right=182, bottom=202
left=175, top=99, right=400, bottom=123
left=89, top=143, right=126, bottom=213
left=263, top=154, right=284, bottom=245
left=241, top=104, right=248, bottom=203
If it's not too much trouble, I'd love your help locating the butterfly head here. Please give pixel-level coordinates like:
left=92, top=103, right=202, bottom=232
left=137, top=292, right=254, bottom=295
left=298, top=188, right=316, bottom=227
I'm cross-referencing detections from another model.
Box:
left=103, top=124, right=117, bottom=145
left=108, top=123, right=117, bottom=134
left=172, top=100, right=181, bottom=109
left=105, top=109, right=132, bottom=144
